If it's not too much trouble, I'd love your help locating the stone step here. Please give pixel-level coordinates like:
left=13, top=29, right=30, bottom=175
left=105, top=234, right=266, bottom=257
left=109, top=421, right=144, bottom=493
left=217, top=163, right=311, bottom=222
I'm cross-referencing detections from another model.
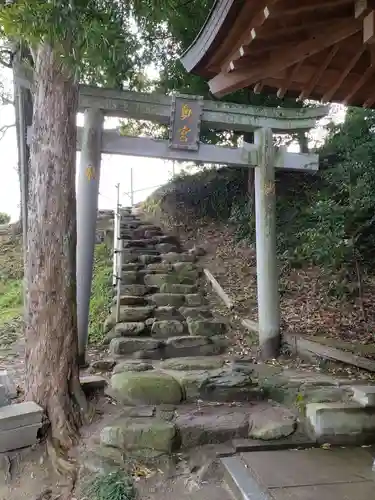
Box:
left=99, top=401, right=293, bottom=454
left=108, top=334, right=225, bottom=360
left=112, top=284, right=150, bottom=297
left=111, top=295, right=148, bottom=307
left=161, top=252, right=196, bottom=264
left=306, top=401, right=375, bottom=444
left=351, top=385, right=375, bottom=407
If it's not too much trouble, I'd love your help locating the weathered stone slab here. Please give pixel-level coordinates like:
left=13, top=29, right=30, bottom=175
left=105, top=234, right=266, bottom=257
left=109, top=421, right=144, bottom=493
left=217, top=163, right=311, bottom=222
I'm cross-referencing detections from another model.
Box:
left=200, top=370, right=261, bottom=402
left=80, top=375, right=108, bottom=395
left=154, top=306, right=183, bottom=320
left=113, top=360, right=153, bottom=374
left=110, top=337, right=162, bottom=356
left=122, top=263, right=140, bottom=271
left=156, top=243, right=179, bottom=253
left=0, top=423, right=41, bottom=453
left=112, top=295, right=147, bottom=306
left=101, top=418, right=177, bottom=453
left=149, top=293, right=186, bottom=307
left=139, top=254, right=161, bottom=265
left=306, top=401, right=375, bottom=443
left=90, top=359, right=116, bottom=372
left=110, top=371, right=183, bottom=405
left=175, top=406, right=249, bottom=448
left=143, top=273, right=170, bottom=288
left=185, top=294, right=207, bottom=306
left=179, top=307, right=213, bottom=320
left=161, top=252, right=196, bottom=263
left=115, top=322, right=147, bottom=336
left=123, top=239, right=155, bottom=248
left=160, top=283, right=198, bottom=294
left=0, top=402, right=43, bottom=432
left=120, top=271, right=139, bottom=284
left=151, top=320, right=185, bottom=338
left=160, top=356, right=225, bottom=371
left=351, top=385, right=375, bottom=407
left=115, top=306, right=155, bottom=322
left=117, top=284, right=149, bottom=296
left=165, top=336, right=221, bottom=358
left=147, top=262, right=173, bottom=272
left=187, top=319, right=227, bottom=337
left=249, top=406, right=297, bottom=440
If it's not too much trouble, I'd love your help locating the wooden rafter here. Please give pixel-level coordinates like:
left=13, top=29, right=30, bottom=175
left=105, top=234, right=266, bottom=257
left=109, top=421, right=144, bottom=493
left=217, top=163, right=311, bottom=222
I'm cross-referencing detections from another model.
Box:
left=298, top=44, right=340, bottom=100
left=210, top=19, right=361, bottom=97
left=322, top=45, right=366, bottom=102
left=226, top=17, right=353, bottom=72
left=277, top=61, right=304, bottom=98
left=355, top=0, right=375, bottom=19
left=343, top=64, right=375, bottom=103
left=278, top=0, right=352, bottom=17
left=221, top=0, right=279, bottom=72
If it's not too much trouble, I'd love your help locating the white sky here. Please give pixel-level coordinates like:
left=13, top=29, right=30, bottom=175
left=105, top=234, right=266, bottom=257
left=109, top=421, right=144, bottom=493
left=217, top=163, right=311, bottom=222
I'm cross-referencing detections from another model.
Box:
left=0, top=67, right=345, bottom=223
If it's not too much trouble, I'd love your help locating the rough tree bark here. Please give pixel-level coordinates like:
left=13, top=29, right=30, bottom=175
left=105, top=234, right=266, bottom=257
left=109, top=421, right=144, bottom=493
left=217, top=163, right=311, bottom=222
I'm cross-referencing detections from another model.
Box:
left=24, top=43, right=87, bottom=450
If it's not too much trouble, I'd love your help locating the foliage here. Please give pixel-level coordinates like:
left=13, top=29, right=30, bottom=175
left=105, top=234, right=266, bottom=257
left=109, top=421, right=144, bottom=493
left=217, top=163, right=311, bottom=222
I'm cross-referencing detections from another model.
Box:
left=0, top=212, right=10, bottom=224
left=84, top=470, right=136, bottom=500
left=88, top=242, right=113, bottom=344
left=0, top=0, right=149, bottom=89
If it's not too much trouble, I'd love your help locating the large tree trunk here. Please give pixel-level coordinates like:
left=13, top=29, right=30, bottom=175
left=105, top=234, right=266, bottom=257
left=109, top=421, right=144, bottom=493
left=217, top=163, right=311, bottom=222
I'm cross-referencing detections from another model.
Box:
left=24, top=43, right=86, bottom=450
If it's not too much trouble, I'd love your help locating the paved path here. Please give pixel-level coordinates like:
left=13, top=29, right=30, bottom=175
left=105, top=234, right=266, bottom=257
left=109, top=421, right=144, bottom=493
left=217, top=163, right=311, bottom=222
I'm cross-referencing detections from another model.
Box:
left=222, top=447, right=375, bottom=499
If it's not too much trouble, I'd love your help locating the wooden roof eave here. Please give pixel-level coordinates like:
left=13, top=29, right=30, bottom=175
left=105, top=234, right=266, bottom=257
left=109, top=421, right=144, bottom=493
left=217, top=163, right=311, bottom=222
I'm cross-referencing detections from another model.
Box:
left=180, top=0, right=240, bottom=76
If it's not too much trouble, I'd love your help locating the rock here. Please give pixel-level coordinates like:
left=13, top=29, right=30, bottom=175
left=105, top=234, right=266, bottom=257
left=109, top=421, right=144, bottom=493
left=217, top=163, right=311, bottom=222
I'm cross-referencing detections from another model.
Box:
left=110, top=371, right=183, bottom=405
left=115, top=306, right=155, bottom=322
left=139, top=255, right=161, bottom=265
left=90, top=359, right=116, bottom=372
left=109, top=337, right=162, bottom=356
left=118, top=284, right=149, bottom=296
left=153, top=235, right=178, bottom=245
left=173, top=262, right=198, bottom=273
left=122, top=263, right=140, bottom=271
left=149, top=293, right=186, bottom=307
left=151, top=320, right=185, bottom=338
left=80, top=375, right=107, bottom=395
left=249, top=406, right=297, bottom=440
left=199, top=369, right=261, bottom=402
left=120, top=271, right=139, bottom=284
left=187, top=319, right=227, bottom=337
left=185, top=294, right=207, bottom=307
left=165, top=336, right=221, bottom=358
left=112, top=295, right=147, bottom=306
left=115, top=322, right=147, bottom=336
left=156, top=243, right=179, bottom=253
left=160, top=283, right=197, bottom=294
left=101, top=418, right=177, bottom=453
left=160, top=356, right=225, bottom=371
left=145, top=317, right=156, bottom=327
left=170, top=370, right=210, bottom=400
left=162, top=252, right=196, bottom=264
left=123, top=239, right=153, bottom=248
left=143, top=274, right=170, bottom=288
left=175, top=406, right=249, bottom=448
left=113, top=360, right=153, bottom=374
left=147, top=263, right=173, bottom=272
left=179, top=307, right=213, bottom=320
left=188, top=245, right=206, bottom=257
left=154, top=306, right=183, bottom=320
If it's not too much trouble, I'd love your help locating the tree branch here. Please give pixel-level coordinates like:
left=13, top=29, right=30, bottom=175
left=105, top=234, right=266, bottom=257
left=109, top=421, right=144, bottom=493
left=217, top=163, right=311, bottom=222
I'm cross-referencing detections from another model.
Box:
left=0, top=123, right=16, bottom=141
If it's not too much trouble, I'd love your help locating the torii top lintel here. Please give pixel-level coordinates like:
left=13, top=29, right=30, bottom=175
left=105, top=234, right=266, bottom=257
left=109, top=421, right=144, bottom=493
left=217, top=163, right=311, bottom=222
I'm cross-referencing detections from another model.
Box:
left=180, top=0, right=375, bottom=108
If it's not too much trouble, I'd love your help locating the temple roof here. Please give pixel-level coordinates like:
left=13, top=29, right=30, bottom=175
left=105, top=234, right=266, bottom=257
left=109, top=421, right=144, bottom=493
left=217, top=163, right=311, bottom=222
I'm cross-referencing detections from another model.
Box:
left=180, top=0, right=375, bottom=108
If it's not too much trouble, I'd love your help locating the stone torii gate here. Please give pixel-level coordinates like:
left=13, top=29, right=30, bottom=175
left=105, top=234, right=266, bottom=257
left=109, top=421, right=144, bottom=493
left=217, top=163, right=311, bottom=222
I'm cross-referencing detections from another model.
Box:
left=25, top=84, right=327, bottom=363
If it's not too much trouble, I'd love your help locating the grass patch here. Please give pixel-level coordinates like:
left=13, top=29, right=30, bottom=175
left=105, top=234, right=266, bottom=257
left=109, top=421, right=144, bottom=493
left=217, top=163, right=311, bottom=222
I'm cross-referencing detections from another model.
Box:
left=88, top=242, right=113, bottom=344
left=84, top=470, right=136, bottom=500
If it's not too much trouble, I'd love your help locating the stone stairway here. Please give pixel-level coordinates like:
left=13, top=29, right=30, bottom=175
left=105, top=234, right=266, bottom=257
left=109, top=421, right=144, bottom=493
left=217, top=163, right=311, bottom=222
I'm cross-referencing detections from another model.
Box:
left=93, top=209, right=375, bottom=465
left=96, top=209, right=289, bottom=458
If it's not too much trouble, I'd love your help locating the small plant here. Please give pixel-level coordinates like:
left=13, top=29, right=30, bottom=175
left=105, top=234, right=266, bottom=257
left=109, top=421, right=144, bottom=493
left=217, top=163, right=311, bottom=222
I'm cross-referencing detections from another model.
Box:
left=85, top=470, right=136, bottom=500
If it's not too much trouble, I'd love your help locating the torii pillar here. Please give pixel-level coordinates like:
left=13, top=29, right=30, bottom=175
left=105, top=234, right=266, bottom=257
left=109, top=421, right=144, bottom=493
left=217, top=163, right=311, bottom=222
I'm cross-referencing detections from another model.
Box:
left=76, top=107, right=104, bottom=366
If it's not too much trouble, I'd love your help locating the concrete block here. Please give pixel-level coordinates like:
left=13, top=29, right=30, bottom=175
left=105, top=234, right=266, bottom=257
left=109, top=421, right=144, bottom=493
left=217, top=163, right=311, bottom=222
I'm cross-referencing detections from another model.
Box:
left=0, top=371, right=17, bottom=399
left=0, top=423, right=41, bottom=453
left=0, top=385, right=8, bottom=407
left=351, top=385, right=375, bottom=407
left=0, top=402, right=43, bottom=432
left=306, top=402, right=375, bottom=444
